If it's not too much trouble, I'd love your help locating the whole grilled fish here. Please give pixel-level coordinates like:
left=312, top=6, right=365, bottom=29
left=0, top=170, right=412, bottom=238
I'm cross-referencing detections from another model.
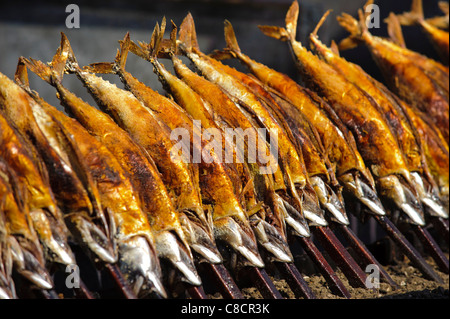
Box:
left=260, top=1, right=426, bottom=226
left=217, top=18, right=386, bottom=219
left=0, top=118, right=54, bottom=290
left=0, top=79, right=76, bottom=265
left=127, top=22, right=293, bottom=263
left=310, top=11, right=447, bottom=219
left=398, top=0, right=449, bottom=63
left=10, top=59, right=117, bottom=265
left=337, top=5, right=449, bottom=144
left=87, top=30, right=266, bottom=267
left=59, top=33, right=206, bottom=285
left=0, top=180, right=17, bottom=299
left=177, top=13, right=328, bottom=232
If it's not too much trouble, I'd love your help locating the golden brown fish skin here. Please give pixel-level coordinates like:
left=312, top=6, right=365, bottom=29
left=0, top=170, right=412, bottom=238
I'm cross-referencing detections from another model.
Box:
left=0, top=80, right=76, bottom=265
left=309, top=27, right=446, bottom=218
left=10, top=60, right=118, bottom=264
left=177, top=14, right=328, bottom=229
left=260, top=1, right=428, bottom=225
left=0, top=125, right=54, bottom=290
left=337, top=11, right=449, bottom=144
left=398, top=0, right=449, bottom=63
left=0, top=198, right=16, bottom=299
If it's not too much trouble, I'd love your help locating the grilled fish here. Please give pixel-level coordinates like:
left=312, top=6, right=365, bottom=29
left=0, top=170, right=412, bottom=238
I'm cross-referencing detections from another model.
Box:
left=398, top=0, right=449, bottom=63
left=260, top=1, right=426, bottom=226
left=310, top=11, right=447, bottom=219
left=0, top=77, right=76, bottom=265
left=88, top=29, right=266, bottom=267
left=59, top=33, right=204, bottom=285
left=217, top=17, right=386, bottom=219
left=127, top=22, right=292, bottom=263
left=10, top=59, right=117, bottom=265
left=0, top=117, right=54, bottom=290
left=337, top=5, right=449, bottom=144
left=177, top=13, right=328, bottom=232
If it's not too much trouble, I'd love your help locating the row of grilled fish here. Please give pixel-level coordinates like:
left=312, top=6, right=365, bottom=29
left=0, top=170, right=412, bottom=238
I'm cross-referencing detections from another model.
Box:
left=0, top=0, right=448, bottom=299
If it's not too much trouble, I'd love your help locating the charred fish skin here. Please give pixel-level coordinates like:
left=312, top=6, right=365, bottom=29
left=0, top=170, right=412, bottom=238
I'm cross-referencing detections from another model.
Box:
left=259, top=1, right=427, bottom=226
left=11, top=59, right=118, bottom=265
left=0, top=83, right=76, bottom=266
left=112, top=29, right=266, bottom=267
left=337, top=6, right=449, bottom=144
left=217, top=17, right=386, bottom=220
left=0, top=183, right=17, bottom=299
left=57, top=33, right=204, bottom=286
left=309, top=12, right=447, bottom=220
left=126, top=23, right=291, bottom=264
left=177, top=13, right=328, bottom=233
left=398, top=0, right=449, bottom=63
left=0, top=129, right=54, bottom=291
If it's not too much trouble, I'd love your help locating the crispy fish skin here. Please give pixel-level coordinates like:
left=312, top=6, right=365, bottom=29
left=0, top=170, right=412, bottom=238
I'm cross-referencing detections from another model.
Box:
left=133, top=23, right=291, bottom=263
left=98, top=31, right=266, bottom=266
left=0, top=182, right=17, bottom=299
left=398, top=0, right=449, bottom=63
left=0, top=124, right=54, bottom=290
left=337, top=9, right=449, bottom=144
left=177, top=13, right=328, bottom=229
left=219, top=19, right=385, bottom=218
left=309, top=15, right=447, bottom=219
left=10, top=60, right=117, bottom=265
left=58, top=34, right=203, bottom=284
left=0, top=81, right=76, bottom=265
left=260, top=1, right=426, bottom=226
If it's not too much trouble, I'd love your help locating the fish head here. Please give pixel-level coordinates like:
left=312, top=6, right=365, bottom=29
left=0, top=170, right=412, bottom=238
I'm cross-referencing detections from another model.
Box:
left=117, top=235, right=167, bottom=299
left=410, top=172, right=448, bottom=219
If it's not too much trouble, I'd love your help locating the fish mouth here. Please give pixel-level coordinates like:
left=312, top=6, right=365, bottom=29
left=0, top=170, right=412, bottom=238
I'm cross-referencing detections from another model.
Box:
left=30, top=209, right=76, bottom=266
left=9, top=237, right=54, bottom=290
left=340, top=172, right=387, bottom=217
left=276, top=194, right=311, bottom=237
left=310, top=176, right=349, bottom=225
left=155, top=231, right=202, bottom=287
left=118, top=236, right=167, bottom=298
left=250, top=215, right=293, bottom=263
left=178, top=211, right=223, bottom=264
left=67, top=215, right=117, bottom=264
left=213, top=216, right=265, bottom=268
left=410, top=172, right=448, bottom=219
left=377, top=175, right=426, bottom=226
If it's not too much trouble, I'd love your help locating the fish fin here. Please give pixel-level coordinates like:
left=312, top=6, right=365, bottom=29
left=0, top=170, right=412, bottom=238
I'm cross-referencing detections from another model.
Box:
left=258, top=0, right=297, bottom=41
left=84, top=62, right=115, bottom=74
left=330, top=40, right=340, bottom=56
left=224, top=20, right=241, bottom=54
left=59, top=32, right=79, bottom=71
left=337, top=11, right=367, bottom=50
left=439, top=1, right=449, bottom=15
left=398, top=0, right=425, bottom=26
left=385, top=13, right=407, bottom=48
left=116, top=32, right=132, bottom=70
left=14, top=57, right=31, bottom=88
left=208, top=49, right=235, bottom=61
left=178, top=13, right=200, bottom=53
left=21, top=57, right=54, bottom=87
left=312, top=10, right=333, bottom=39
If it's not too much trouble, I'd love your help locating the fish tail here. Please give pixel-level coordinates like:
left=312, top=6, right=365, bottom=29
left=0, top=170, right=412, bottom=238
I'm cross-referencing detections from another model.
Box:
left=258, top=0, right=297, bottom=43
left=385, top=13, right=407, bottom=48
left=178, top=13, right=201, bottom=54
left=311, top=9, right=333, bottom=39
left=337, top=10, right=367, bottom=51
left=208, top=20, right=241, bottom=61
left=19, top=56, right=55, bottom=89
left=59, top=32, right=82, bottom=75
left=398, top=0, right=425, bottom=26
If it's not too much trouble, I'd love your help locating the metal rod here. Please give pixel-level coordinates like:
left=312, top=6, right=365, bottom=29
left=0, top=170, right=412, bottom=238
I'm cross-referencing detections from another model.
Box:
left=411, top=225, right=449, bottom=274
left=274, top=262, right=316, bottom=299
left=374, top=216, right=444, bottom=284
left=105, top=263, right=138, bottom=299
left=199, top=263, right=244, bottom=299
left=186, top=285, right=208, bottom=299
left=431, top=217, right=449, bottom=246
left=297, top=237, right=351, bottom=298
left=240, top=267, right=283, bottom=299
left=335, top=223, right=399, bottom=289
left=74, top=279, right=96, bottom=299
left=39, top=289, right=60, bottom=299
left=312, top=226, right=368, bottom=289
